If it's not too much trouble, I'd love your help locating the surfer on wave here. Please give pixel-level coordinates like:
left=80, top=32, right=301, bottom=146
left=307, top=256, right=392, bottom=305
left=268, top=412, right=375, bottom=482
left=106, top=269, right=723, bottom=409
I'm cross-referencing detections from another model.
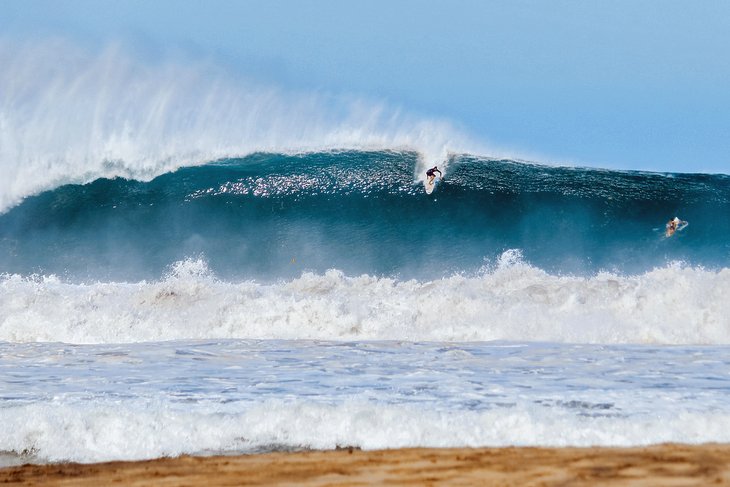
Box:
left=426, top=166, right=442, bottom=185
left=666, top=216, right=687, bottom=237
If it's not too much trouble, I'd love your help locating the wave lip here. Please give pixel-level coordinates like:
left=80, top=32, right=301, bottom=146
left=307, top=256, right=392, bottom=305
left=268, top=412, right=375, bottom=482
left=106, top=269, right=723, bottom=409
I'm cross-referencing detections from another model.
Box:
left=2, top=256, right=729, bottom=345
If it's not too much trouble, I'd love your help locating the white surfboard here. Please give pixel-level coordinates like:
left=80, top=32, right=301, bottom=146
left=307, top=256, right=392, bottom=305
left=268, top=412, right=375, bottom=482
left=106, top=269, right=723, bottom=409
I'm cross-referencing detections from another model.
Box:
left=424, top=175, right=440, bottom=194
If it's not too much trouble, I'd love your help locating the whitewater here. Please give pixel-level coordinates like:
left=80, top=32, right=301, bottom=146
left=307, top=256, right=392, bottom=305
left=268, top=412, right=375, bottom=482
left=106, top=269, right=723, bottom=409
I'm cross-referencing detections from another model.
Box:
left=2, top=257, right=729, bottom=345
left=1, top=40, right=730, bottom=465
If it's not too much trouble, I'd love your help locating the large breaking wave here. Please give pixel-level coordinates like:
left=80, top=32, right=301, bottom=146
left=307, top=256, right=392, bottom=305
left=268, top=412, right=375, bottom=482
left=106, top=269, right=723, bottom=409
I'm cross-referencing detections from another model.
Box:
left=0, top=39, right=483, bottom=212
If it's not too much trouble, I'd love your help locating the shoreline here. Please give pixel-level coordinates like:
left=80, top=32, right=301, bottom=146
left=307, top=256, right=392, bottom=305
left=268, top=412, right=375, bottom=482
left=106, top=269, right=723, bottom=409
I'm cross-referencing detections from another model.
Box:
left=3, top=444, right=730, bottom=486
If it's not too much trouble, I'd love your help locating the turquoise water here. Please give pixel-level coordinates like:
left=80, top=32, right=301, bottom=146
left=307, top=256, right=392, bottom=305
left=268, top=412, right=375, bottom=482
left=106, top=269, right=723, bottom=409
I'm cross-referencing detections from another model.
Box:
left=1, top=151, right=728, bottom=281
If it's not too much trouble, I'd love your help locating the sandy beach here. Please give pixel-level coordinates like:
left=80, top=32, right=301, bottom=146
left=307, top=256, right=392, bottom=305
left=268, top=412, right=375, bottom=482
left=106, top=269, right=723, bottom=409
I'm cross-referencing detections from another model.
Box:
left=3, top=444, right=730, bottom=486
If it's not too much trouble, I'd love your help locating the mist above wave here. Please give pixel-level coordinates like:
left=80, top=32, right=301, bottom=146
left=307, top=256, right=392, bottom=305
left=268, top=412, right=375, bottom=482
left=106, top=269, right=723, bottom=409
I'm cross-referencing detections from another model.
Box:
left=0, top=39, right=482, bottom=212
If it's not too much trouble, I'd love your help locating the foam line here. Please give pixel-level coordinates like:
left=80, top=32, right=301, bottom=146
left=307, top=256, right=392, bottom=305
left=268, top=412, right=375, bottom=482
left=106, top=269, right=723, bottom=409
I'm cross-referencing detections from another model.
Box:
left=3, top=398, right=730, bottom=464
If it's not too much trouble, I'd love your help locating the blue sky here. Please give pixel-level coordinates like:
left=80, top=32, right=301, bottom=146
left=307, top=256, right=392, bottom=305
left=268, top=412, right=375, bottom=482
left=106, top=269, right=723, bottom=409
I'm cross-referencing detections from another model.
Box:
left=3, top=0, right=729, bottom=173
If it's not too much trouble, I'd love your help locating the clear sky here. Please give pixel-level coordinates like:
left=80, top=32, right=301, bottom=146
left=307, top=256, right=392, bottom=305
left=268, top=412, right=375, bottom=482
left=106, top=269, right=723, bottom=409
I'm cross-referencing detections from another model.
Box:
left=3, top=0, right=729, bottom=173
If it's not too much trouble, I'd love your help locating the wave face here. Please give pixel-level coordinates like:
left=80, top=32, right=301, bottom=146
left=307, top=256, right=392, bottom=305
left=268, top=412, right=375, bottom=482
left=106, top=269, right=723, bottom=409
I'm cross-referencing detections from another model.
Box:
left=1, top=151, right=728, bottom=282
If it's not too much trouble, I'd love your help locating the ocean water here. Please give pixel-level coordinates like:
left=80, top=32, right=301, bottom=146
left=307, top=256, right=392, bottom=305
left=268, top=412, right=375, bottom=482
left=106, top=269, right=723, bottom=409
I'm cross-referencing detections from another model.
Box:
left=2, top=43, right=730, bottom=465
left=1, top=150, right=730, bottom=465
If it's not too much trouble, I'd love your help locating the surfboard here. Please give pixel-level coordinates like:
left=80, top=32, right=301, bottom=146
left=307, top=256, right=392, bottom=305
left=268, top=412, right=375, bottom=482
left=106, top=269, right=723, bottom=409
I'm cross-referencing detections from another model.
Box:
left=424, top=175, right=440, bottom=194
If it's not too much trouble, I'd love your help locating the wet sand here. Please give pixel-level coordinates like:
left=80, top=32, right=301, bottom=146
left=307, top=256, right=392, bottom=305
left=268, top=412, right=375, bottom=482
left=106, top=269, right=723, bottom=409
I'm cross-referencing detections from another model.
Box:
left=3, top=444, right=730, bottom=486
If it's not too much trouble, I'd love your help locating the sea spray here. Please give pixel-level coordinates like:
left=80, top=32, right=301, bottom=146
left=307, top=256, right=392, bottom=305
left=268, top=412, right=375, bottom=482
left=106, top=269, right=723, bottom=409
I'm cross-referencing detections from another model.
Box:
left=0, top=40, right=480, bottom=212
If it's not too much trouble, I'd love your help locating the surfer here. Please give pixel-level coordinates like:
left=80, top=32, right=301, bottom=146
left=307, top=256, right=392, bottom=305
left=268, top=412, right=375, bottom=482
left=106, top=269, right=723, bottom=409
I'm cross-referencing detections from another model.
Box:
left=426, top=166, right=442, bottom=184
left=665, top=216, right=687, bottom=237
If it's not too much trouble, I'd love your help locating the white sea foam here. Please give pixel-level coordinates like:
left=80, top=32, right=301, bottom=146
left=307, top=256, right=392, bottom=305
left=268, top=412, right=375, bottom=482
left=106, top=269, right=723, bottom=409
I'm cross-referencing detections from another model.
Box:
left=3, top=398, right=729, bottom=464
left=1, top=254, right=728, bottom=345
left=0, top=39, right=485, bottom=213
left=3, top=337, right=729, bottom=463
